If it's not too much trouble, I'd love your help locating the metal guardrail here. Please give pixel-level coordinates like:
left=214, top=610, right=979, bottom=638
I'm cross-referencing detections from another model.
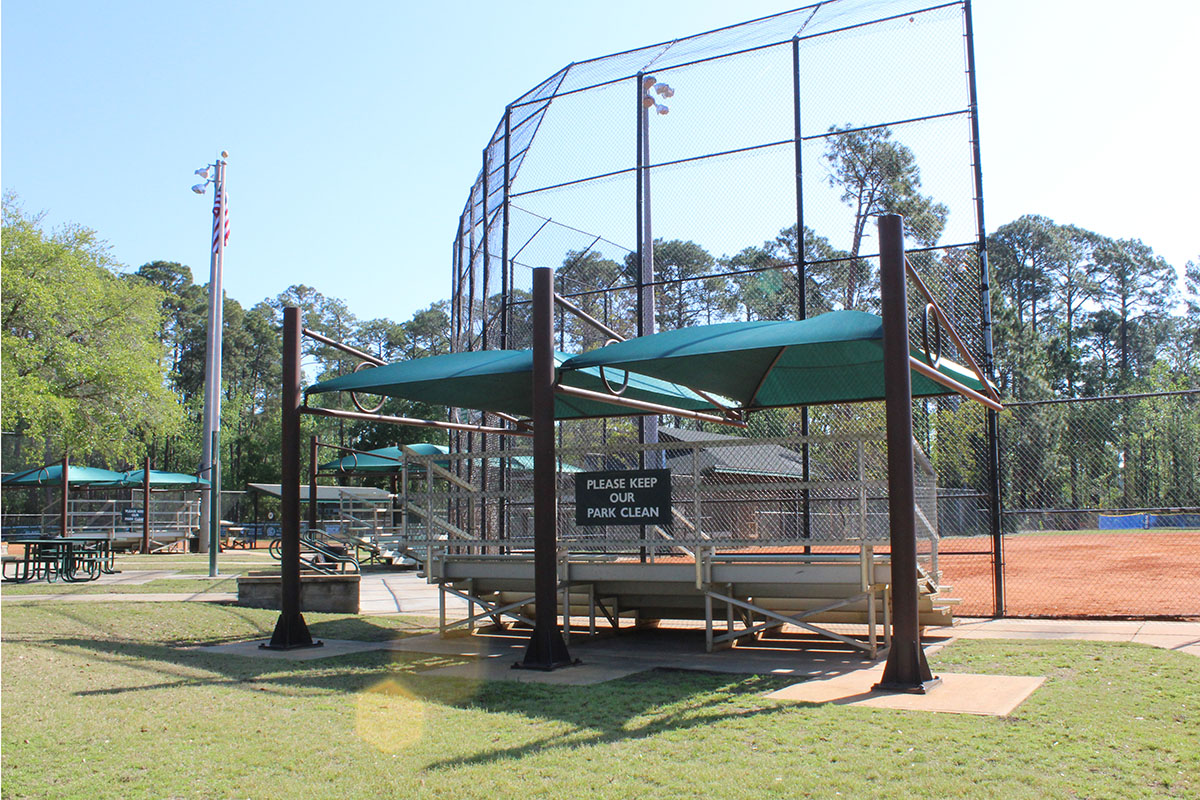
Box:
left=269, top=529, right=360, bottom=574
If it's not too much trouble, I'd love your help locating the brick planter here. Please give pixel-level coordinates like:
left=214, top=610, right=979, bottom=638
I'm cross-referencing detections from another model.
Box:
left=237, top=571, right=360, bottom=614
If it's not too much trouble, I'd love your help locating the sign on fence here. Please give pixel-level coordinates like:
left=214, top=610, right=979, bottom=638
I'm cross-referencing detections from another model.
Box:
left=122, top=507, right=145, bottom=524
left=574, top=469, right=671, bottom=526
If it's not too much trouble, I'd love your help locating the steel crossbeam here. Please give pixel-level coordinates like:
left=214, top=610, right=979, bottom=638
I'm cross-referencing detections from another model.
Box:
left=703, top=589, right=880, bottom=656
left=437, top=582, right=535, bottom=633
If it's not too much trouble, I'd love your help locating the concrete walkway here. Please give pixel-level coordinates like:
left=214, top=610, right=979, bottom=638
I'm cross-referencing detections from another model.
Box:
left=927, top=617, right=1200, bottom=657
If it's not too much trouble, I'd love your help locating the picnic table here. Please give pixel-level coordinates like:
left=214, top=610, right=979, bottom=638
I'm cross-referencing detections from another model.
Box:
left=221, top=525, right=253, bottom=550
left=2, top=536, right=116, bottom=583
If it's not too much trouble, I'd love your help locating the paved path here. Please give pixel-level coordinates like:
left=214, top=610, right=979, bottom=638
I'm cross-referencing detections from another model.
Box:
left=0, top=570, right=459, bottom=613
left=927, top=617, right=1200, bottom=657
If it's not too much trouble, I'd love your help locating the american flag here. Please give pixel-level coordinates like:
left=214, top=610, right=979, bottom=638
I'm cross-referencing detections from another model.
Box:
left=211, top=187, right=229, bottom=253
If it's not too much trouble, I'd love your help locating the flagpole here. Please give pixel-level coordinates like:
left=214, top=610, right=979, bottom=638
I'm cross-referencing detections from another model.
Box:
left=198, top=152, right=228, bottom=575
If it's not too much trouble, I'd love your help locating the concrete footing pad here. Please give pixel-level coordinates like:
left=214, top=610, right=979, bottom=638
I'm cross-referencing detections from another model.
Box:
left=192, top=638, right=382, bottom=660
left=384, top=627, right=895, bottom=685
left=766, top=665, right=1046, bottom=715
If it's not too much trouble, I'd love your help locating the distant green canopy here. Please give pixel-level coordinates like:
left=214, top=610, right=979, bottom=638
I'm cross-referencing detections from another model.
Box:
left=319, top=444, right=582, bottom=474
left=2, top=464, right=210, bottom=488
left=307, top=349, right=726, bottom=420
left=319, top=444, right=450, bottom=474
left=2, top=464, right=125, bottom=487
left=114, top=469, right=210, bottom=488
left=490, top=455, right=584, bottom=473
left=563, top=310, right=991, bottom=410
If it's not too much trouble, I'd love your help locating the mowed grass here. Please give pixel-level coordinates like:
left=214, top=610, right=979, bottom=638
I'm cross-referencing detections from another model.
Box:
left=2, top=602, right=1197, bottom=800
left=0, top=552, right=275, bottom=595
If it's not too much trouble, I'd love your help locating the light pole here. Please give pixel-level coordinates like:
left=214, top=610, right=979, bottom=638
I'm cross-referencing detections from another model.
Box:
left=636, top=75, right=672, bottom=480
left=192, top=151, right=229, bottom=577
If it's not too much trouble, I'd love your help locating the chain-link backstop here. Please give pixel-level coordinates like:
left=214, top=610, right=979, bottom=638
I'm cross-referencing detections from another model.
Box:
left=442, top=1, right=1197, bottom=620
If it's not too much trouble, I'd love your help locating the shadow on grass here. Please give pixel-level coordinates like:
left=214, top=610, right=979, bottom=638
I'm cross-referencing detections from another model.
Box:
left=14, top=613, right=801, bottom=769
left=418, top=668, right=796, bottom=771
left=60, top=631, right=797, bottom=768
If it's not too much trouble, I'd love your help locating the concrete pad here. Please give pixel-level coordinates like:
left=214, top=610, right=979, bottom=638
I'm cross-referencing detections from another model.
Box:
left=1131, top=634, right=1200, bottom=653
left=932, top=629, right=1135, bottom=643
left=766, top=668, right=1046, bottom=716
left=1137, top=620, right=1200, bottom=634
left=385, top=627, right=888, bottom=682
left=190, top=638, right=389, bottom=661
left=926, top=617, right=1200, bottom=657
left=357, top=571, right=469, bottom=616
left=945, top=618, right=1144, bottom=634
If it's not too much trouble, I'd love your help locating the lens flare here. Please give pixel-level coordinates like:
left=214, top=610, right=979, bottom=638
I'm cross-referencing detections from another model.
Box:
left=355, top=678, right=426, bottom=753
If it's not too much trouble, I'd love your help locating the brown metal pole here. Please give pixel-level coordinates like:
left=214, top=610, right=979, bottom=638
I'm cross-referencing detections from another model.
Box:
left=516, top=267, right=575, bottom=670
left=60, top=456, right=69, bottom=537
left=875, top=214, right=939, bottom=693
left=265, top=307, right=319, bottom=650
left=142, top=455, right=151, bottom=553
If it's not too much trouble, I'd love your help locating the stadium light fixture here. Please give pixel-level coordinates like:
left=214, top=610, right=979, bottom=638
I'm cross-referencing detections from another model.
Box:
left=191, top=183, right=208, bottom=195
left=642, top=75, right=673, bottom=115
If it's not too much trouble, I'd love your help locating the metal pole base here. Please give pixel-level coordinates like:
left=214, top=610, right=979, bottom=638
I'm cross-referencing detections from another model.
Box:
left=513, top=623, right=577, bottom=671
left=262, top=611, right=323, bottom=651
left=873, top=640, right=939, bottom=694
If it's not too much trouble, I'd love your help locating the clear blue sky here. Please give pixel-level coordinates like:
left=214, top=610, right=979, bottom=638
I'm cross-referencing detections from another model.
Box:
left=3, top=1, right=1196, bottom=325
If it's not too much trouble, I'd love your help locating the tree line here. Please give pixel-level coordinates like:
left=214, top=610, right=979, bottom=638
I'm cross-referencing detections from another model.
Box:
left=4, top=119, right=1197, bottom=518
left=1, top=193, right=452, bottom=498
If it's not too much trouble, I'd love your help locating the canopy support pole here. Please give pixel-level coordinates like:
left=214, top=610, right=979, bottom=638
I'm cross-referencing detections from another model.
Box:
left=516, top=267, right=575, bottom=670
left=875, top=214, right=939, bottom=694
left=60, top=456, right=69, bottom=537
left=142, top=456, right=151, bottom=553
left=264, top=306, right=320, bottom=651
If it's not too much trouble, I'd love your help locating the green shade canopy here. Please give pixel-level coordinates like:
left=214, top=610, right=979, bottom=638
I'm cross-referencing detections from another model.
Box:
left=320, top=446, right=583, bottom=475
left=563, top=310, right=989, bottom=410
left=492, top=455, right=583, bottom=473
left=306, top=349, right=727, bottom=420
left=114, top=469, right=210, bottom=488
left=319, top=444, right=450, bottom=474
left=2, top=464, right=126, bottom=487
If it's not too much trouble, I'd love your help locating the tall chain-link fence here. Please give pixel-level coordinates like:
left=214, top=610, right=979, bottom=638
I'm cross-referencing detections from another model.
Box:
left=447, top=0, right=1000, bottom=620
left=994, top=391, right=1200, bottom=618
left=440, top=0, right=1197, bottom=621
left=405, top=431, right=941, bottom=581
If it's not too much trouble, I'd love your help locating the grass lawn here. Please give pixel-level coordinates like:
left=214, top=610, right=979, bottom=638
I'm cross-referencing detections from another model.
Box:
left=2, top=601, right=1197, bottom=799
left=0, top=552, right=275, bottom=595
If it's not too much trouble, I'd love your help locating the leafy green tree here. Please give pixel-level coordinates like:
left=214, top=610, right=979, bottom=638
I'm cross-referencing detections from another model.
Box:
left=354, top=318, right=407, bottom=362
left=988, top=215, right=1061, bottom=337
left=1, top=195, right=182, bottom=465
left=1094, top=237, right=1176, bottom=384
left=404, top=301, right=451, bottom=358
left=555, top=250, right=630, bottom=351
left=1051, top=226, right=1104, bottom=394
left=623, top=239, right=726, bottom=331
left=822, top=124, right=948, bottom=310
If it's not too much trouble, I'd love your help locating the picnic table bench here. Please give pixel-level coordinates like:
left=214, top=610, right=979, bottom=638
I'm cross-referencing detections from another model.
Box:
left=2, top=537, right=116, bottom=583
